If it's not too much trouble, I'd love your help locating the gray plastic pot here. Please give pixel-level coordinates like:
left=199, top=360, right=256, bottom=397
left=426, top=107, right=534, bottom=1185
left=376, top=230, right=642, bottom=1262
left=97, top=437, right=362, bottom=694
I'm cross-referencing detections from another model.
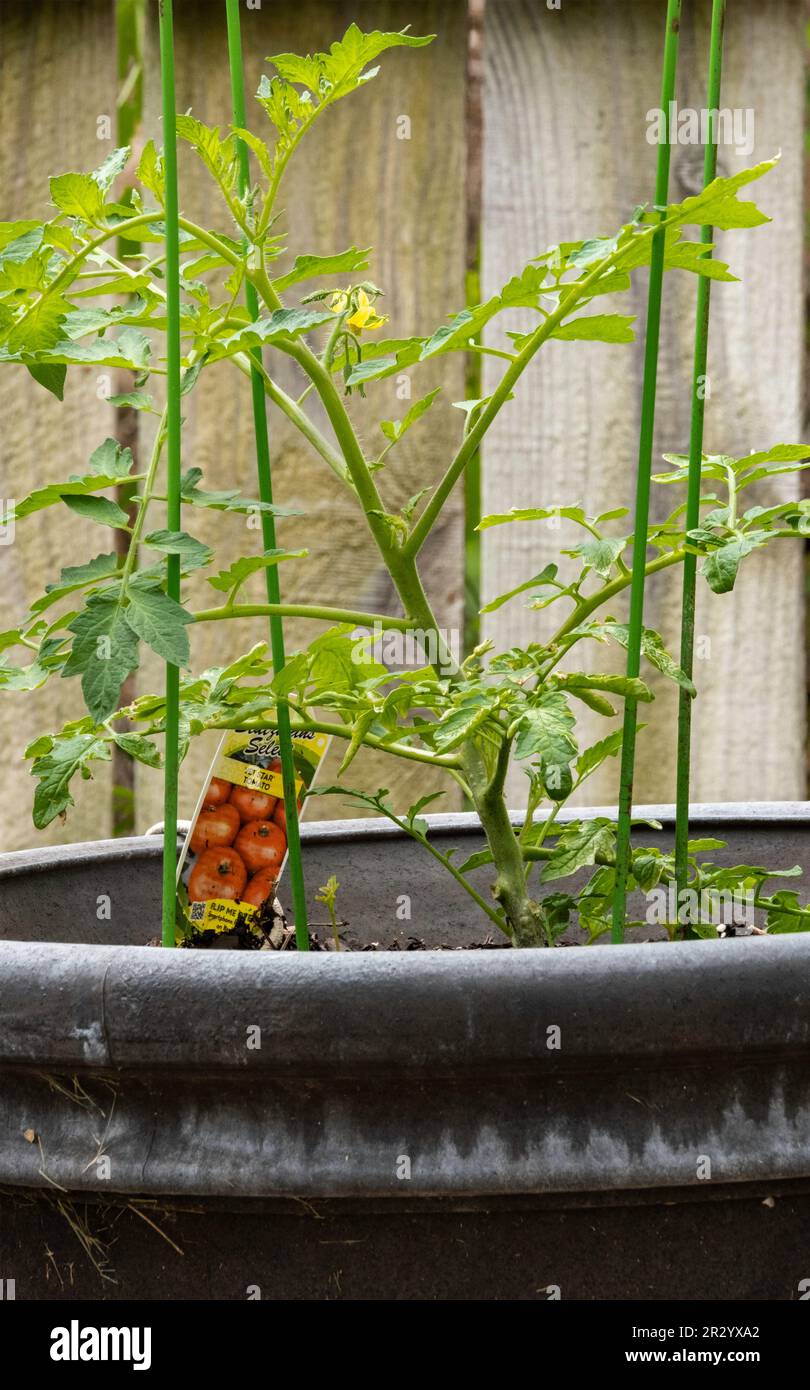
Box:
left=1, top=803, right=809, bottom=1301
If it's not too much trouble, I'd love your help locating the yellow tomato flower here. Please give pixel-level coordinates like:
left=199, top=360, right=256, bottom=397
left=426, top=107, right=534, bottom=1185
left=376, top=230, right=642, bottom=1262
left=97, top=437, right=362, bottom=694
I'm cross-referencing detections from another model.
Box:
left=331, top=287, right=388, bottom=333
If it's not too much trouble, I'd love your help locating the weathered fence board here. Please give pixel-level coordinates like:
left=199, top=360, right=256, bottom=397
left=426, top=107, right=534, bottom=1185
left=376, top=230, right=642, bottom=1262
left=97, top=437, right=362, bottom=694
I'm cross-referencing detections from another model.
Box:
left=481, top=0, right=806, bottom=808
left=0, top=0, right=117, bottom=850
left=136, top=0, right=468, bottom=831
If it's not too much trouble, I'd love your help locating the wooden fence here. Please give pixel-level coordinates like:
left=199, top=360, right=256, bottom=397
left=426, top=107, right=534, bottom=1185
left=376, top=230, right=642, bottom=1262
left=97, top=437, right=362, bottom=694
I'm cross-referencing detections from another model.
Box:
left=0, top=0, right=805, bottom=852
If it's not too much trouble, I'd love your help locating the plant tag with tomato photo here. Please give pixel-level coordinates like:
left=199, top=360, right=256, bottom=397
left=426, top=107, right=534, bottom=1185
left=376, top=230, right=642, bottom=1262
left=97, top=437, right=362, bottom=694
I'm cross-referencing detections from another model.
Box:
left=176, top=720, right=330, bottom=945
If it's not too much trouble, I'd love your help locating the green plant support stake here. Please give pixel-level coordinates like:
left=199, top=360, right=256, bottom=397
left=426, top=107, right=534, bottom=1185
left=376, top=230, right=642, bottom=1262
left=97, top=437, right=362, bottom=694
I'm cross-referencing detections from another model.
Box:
left=674, top=0, right=726, bottom=930
left=225, top=0, right=310, bottom=950
left=158, top=0, right=182, bottom=948
left=611, top=0, right=682, bottom=943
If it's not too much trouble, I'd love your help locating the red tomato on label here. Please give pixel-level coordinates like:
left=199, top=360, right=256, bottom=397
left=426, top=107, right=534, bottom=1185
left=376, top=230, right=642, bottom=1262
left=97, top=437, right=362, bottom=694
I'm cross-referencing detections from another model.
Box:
left=230, top=786, right=277, bottom=824
left=188, top=848, right=247, bottom=903
left=190, top=804, right=240, bottom=855
left=235, top=819, right=287, bottom=875
left=243, top=869, right=278, bottom=909
left=203, top=777, right=232, bottom=809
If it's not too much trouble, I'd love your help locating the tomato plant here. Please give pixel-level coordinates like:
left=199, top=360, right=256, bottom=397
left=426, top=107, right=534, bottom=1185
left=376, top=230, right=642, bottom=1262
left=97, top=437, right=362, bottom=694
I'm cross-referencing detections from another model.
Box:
left=2, top=21, right=810, bottom=944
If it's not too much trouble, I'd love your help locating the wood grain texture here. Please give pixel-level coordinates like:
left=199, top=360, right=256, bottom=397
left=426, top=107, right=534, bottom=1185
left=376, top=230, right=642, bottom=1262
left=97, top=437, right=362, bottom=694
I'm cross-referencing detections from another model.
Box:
left=481, top=0, right=806, bottom=808
left=136, top=0, right=467, bottom=830
left=0, top=0, right=117, bottom=849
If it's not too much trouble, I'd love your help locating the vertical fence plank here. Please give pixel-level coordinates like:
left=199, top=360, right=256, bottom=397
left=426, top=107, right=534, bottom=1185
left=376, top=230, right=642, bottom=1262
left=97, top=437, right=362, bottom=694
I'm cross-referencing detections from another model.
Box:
left=137, top=0, right=468, bottom=829
left=0, top=0, right=117, bottom=848
left=481, top=0, right=805, bottom=809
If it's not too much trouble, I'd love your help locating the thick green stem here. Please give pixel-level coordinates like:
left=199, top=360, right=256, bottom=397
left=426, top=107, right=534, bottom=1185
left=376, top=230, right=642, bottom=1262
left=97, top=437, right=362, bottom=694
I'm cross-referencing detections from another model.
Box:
left=192, top=602, right=417, bottom=630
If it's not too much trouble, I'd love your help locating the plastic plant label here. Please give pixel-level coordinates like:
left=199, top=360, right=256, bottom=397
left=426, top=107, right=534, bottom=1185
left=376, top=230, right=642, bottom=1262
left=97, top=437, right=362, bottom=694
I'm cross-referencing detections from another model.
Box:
left=176, top=721, right=330, bottom=945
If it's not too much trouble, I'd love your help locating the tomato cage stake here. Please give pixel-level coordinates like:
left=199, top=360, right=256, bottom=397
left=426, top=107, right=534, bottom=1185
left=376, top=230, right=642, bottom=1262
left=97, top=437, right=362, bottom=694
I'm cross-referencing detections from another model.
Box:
left=225, top=0, right=309, bottom=950
left=674, top=0, right=727, bottom=927
left=611, top=0, right=682, bottom=943
left=158, top=0, right=183, bottom=948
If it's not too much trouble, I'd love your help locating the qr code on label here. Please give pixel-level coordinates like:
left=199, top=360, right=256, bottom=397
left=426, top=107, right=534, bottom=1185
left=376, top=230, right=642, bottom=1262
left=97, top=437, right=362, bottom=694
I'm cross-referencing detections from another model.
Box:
left=189, top=902, right=206, bottom=923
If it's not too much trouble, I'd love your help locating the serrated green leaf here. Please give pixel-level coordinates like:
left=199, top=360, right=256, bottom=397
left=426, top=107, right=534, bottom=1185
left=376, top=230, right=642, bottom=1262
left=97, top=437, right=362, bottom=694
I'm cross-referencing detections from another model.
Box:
left=179, top=467, right=300, bottom=517
left=124, top=582, right=192, bottom=667
left=144, top=529, right=213, bottom=572
left=30, top=733, right=111, bottom=828
left=540, top=819, right=616, bottom=883
left=112, top=731, right=162, bottom=768
left=41, top=326, right=152, bottom=370
left=49, top=172, right=105, bottom=224
left=62, top=494, right=131, bottom=529
left=575, top=728, right=634, bottom=781
left=551, top=313, right=636, bottom=344
left=273, top=247, right=372, bottom=293
left=62, top=593, right=140, bottom=721
left=565, top=535, right=628, bottom=578
left=480, top=564, right=560, bottom=615
left=701, top=533, right=766, bottom=594
left=93, top=146, right=130, bottom=192
left=137, top=139, right=165, bottom=203
left=213, top=308, right=334, bottom=359
left=31, top=552, right=121, bottom=615
left=207, top=548, right=307, bottom=595
left=514, top=692, right=577, bottom=768
left=380, top=387, right=441, bottom=444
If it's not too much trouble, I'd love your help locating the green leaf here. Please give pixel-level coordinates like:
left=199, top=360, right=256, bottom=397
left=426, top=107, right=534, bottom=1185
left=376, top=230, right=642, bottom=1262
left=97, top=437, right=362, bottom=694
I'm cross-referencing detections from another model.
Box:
left=432, top=694, right=496, bottom=751
left=514, top=692, right=577, bottom=768
left=671, top=158, right=776, bottom=231
left=555, top=672, right=653, bottom=704
left=380, top=388, right=441, bottom=444
left=137, top=139, right=165, bottom=203
left=62, top=494, right=130, bottom=529
left=565, top=535, right=628, bottom=578
left=206, top=549, right=308, bottom=595
left=92, top=146, right=130, bottom=192
left=26, top=362, right=66, bottom=400
left=179, top=467, right=300, bottom=517
left=30, top=733, right=111, bottom=828
left=273, top=247, right=372, bottom=293
left=31, top=552, right=120, bottom=615
left=144, top=529, right=214, bottom=572
left=112, top=731, right=162, bottom=769
left=124, top=582, right=192, bottom=667
left=41, top=327, right=152, bottom=370
left=268, top=24, right=434, bottom=101
left=176, top=116, right=238, bottom=198
left=575, top=728, right=627, bottom=781
left=582, top=621, right=696, bottom=696
left=87, top=438, right=136, bottom=479
left=551, top=313, right=636, bottom=344
left=106, top=389, right=155, bottom=411
left=701, top=534, right=765, bottom=594
left=765, top=890, right=810, bottom=934
left=478, top=504, right=588, bottom=531
left=541, top=819, right=616, bottom=883
left=49, top=172, right=105, bottom=224
left=213, top=308, right=335, bottom=359
left=480, top=564, right=560, bottom=615
left=62, top=593, right=141, bottom=722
